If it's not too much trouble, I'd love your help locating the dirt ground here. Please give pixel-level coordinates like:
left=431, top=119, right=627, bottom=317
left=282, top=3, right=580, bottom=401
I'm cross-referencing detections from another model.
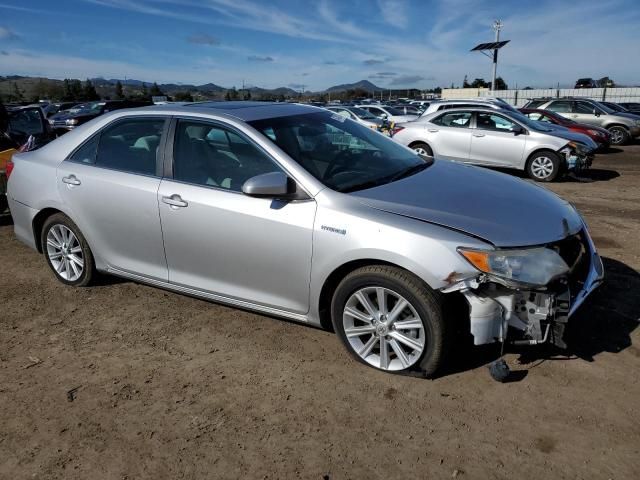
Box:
left=1, top=145, right=639, bottom=480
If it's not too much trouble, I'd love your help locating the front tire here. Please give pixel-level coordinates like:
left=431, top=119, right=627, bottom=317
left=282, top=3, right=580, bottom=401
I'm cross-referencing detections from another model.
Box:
left=607, top=126, right=630, bottom=146
left=526, top=151, right=561, bottom=182
left=331, top=265, right=447, bottom=376
left=41, top=213, right=95, bottom=287
left=410, top=142, right=433, bottom=157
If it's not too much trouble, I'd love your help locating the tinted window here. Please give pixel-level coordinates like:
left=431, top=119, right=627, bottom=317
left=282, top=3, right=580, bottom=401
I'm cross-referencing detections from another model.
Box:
left=8, top=109, right=44, bottom=135
left=249, top=111, right=428, bottom=193
left=95, top=118, right=165, bottom=175
left=525, top=112, right=543, bottom=121
left=547, top=101, right=572, bottom=113
left=574, top=101, right=595, bottom=114
left=524, top=100, right=545, bottom=109
left=68, top=135, right=99, bottom=165
left=432, top=111, right=471, bottom=128
left=476, top=113, right=517, bottom=131
left=173, top=120, right=281, bottom=191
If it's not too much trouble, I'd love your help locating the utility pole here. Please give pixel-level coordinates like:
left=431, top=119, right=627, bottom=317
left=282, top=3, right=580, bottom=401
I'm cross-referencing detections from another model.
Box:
left=491, top=20, right=502, bottom=93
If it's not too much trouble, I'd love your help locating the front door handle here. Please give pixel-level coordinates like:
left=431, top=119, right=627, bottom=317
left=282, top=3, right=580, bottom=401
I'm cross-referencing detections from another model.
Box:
left=62, top=175, right=81, bottom=186
left=427, top=128, right=439, bottom=132
left=162, top=194, right=188, bottom=208
left=472, top=133, right=486, bottom=137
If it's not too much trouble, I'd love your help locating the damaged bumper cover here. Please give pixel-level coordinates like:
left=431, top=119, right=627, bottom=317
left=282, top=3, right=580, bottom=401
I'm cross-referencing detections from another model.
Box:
left=560, top=142, right=594, bottom=173
left=443, top=228, right=604, bottom=348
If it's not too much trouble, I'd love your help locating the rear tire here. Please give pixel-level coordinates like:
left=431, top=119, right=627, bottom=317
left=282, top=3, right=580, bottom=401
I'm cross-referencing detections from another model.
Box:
left=526, top=151, right=561, bottom=182
left=41, top=213, right=95, bottom=287
left=331, top=265, right=448, bottom=377
left=607, top=126, right=630, bottom=146
left=410, top=142, right=433, bottom=157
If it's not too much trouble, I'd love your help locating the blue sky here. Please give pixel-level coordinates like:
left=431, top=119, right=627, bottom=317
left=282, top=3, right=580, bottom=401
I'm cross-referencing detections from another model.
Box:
left=1, top=0, right=639, bottom=90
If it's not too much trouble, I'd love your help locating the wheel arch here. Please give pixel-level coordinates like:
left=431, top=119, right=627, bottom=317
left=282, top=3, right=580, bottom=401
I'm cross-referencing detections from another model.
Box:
left=317, top=258, right=416, bottom=332
left=32, top=207, right=66, bottom=253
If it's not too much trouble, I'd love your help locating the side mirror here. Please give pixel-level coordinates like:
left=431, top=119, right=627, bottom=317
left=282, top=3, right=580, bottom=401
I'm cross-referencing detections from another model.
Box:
left=512, top=124, right=525, bottom=135
left=242, top=172, right=302, bottom=199
left=381, top=113, right=388, bottom=119
left=593, top=109, right=600, bottom=117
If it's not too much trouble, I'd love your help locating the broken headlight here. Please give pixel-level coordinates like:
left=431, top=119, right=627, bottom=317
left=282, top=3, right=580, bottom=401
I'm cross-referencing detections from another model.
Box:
left=457, top=247, right=570, bottom=286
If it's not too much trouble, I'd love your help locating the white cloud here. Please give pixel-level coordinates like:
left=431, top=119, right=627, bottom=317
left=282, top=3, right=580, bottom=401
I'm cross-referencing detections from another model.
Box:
left=376, top=0, right=408, bottom=29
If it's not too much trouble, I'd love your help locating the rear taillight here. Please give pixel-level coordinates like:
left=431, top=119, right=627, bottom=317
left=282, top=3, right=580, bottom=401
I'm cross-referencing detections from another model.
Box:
left=391, top=126, right=405, bottom=136
left=5, top=159, right=14, bottom=179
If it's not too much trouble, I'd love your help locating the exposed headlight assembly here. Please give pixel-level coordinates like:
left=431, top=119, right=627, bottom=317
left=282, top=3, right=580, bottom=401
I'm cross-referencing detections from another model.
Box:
left=66, top=118, right=79, bottom=126
left=458, top=247, right=569, bottom=287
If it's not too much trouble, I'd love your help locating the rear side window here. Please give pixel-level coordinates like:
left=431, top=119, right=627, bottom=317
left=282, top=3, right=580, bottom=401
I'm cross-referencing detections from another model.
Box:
left=68, top=135, right=99, bottom=165
left=432, top=111, right=471, bottom=128
left=94, top=118, right=165, bottom=175
left=547, top=101, right=572, bottom=113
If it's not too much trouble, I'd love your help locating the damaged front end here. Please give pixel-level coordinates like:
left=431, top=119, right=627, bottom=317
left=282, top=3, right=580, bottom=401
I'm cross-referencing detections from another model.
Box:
left=559, top=141, right=594, bottom=173
left=443, top=228, right=604, bottom=348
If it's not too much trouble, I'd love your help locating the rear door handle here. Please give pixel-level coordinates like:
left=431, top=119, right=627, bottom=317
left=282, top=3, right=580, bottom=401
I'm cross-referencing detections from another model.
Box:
left=472, top=133, right=486, bottom=137
left=427, top=128, right=439, bottom=132
left=162, top=194, right=188, bottom=208
left=62, top=175, right=81, bottom=186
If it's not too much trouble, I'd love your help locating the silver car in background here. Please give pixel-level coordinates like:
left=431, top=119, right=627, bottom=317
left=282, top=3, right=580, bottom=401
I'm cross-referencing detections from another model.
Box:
left=7, top=102, right=603, bottom=376
left=325, top=105, right=384, bottom=130
left=355, top=104, right=419, bottom=124
left=523, top=97, right=640, bottom=145
left=392, top=107, right=597, bottom=181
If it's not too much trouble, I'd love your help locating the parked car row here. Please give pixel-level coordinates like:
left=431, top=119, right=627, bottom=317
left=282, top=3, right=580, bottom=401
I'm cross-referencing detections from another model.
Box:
left=6, top=101, right=604, bottom=378
left=48, top=100, right=153, bottom=134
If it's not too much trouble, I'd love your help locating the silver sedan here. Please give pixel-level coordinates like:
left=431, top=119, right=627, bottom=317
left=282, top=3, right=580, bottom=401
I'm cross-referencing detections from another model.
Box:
left=392, top=107, right=597, bottom=181
left=7, top=102, right=603, bottom=376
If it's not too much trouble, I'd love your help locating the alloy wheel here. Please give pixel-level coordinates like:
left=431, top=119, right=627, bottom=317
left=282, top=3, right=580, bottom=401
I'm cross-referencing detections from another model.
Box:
left=609, top=128, right=624, bottom=145
left=412, top=146, right=431, bottom=156
left=46, top=224, right=84, bottom=282
left=530, top=156, right=555, bottom=180
left=342, top=286, right=425, bottom=371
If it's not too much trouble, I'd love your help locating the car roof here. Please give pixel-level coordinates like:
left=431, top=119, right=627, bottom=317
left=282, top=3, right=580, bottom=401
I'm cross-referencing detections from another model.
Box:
left=140, top=101, right=321, bottom=122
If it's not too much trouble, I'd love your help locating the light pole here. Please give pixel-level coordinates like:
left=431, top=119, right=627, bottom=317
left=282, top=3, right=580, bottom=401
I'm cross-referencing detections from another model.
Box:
left=491, top=20, right=503, bottom=93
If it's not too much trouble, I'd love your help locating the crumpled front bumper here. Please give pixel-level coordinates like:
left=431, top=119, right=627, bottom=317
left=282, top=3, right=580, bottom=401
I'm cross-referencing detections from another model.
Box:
left=444, top=227, right=604, bottom=348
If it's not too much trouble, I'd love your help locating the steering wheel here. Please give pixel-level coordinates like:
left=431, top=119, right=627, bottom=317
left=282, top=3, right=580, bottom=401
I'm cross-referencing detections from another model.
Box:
left=323, top=150, right=355, bottom=181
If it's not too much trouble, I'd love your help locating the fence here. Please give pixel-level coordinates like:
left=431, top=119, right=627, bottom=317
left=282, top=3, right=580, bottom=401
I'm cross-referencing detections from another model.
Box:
left=441, top=87, right=640, bottom=106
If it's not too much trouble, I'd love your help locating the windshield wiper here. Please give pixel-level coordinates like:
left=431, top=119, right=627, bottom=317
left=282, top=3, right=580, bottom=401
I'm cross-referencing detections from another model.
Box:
left=340, top=161, right=430, bottom=193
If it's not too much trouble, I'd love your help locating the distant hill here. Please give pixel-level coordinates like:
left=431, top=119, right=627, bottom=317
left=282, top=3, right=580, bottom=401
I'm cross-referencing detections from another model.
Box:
left=325, top=80, right=383, bottom=93
left=1, top=75, right=388, bottom=102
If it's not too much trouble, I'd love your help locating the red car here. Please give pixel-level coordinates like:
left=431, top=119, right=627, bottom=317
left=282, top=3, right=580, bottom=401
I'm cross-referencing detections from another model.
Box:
left=519, top=108, right=611, bottom=150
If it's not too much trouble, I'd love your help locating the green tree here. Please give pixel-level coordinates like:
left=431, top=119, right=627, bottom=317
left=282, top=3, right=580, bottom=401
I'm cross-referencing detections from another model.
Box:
left=470, top=78, right=488, bottom=88
left=63, top=79, right=73, bottom=101
left=83, top=79, right=99, bottom=100
left=463, top=75, right=470, bottom=88
left=491, top=77, right=508, bottom=90
left=12, top=82, right=23, bottom=101
left=141, top=82, right=149, bottom=100
left=173, top=91, right=194, bottom=102
left=115, top=80, right=124, bottom=99
left=149, top=82, right=164, bottom=97
left=70, top=79, right=83, bottom=100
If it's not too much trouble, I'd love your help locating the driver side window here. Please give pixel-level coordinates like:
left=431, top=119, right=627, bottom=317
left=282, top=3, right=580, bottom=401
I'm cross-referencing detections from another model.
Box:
left=173, top=120, right=282, bottom=192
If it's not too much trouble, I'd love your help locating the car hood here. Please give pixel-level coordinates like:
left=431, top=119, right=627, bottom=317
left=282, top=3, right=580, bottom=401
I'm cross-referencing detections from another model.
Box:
left=611, top=112, right=640, bottom=121
left=351, top=160, right=583, bottom=247
left=543, top=129, right=598, bottom=149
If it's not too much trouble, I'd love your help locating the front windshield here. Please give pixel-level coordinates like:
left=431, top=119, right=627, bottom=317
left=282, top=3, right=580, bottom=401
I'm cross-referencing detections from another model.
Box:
left=595, top=102, right=614, bottom=114
left=349, top=107, right=377, bottom=120
left=249, top=111, right=429, bottom=193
